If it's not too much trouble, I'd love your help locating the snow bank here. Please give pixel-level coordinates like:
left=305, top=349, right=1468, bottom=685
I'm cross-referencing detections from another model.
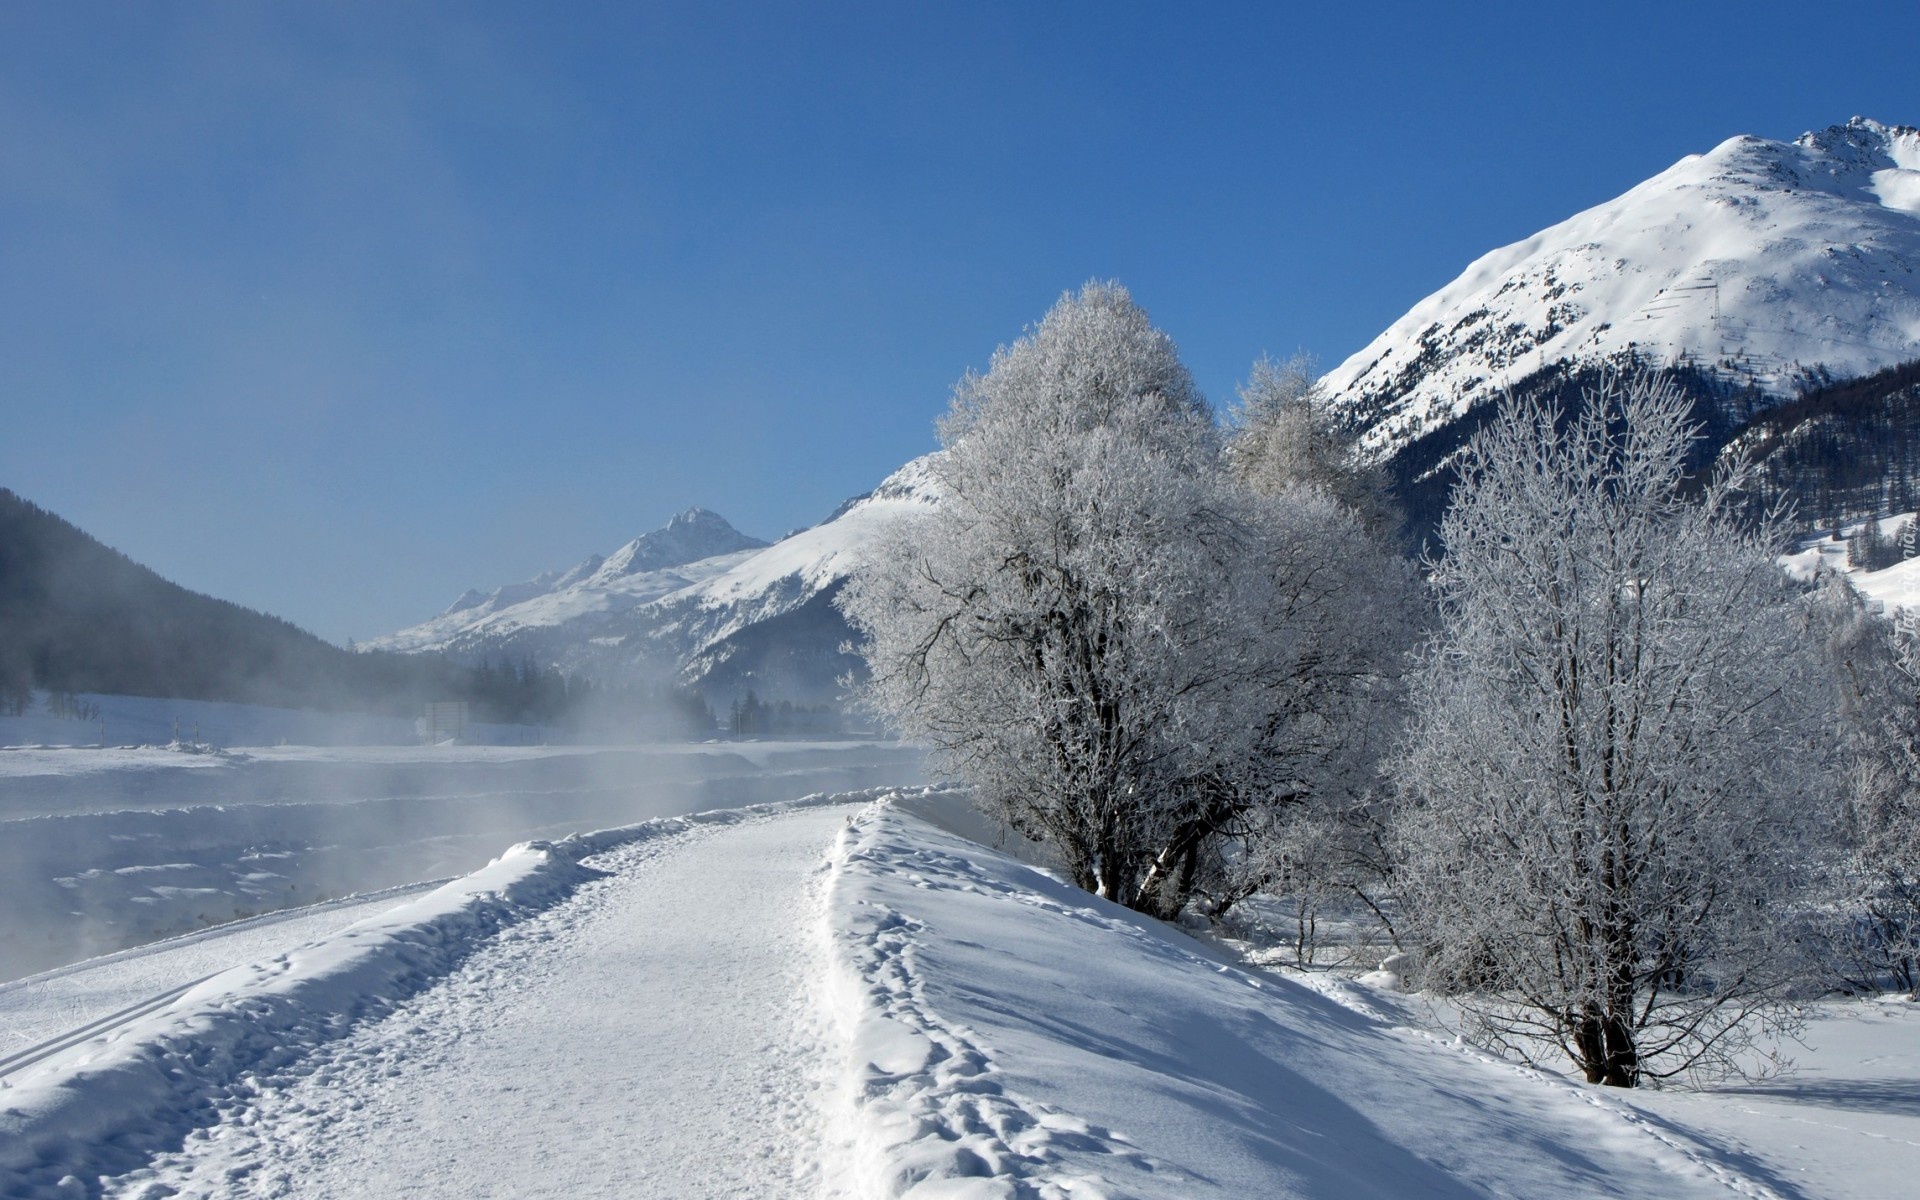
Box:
left=0, top=790, right=873, bottom=1195
left=823, top=792, right=1775, bottom=1199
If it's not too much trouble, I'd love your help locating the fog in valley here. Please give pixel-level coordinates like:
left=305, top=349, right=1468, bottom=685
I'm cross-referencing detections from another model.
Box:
left=0, top=716, right=924, bottom=984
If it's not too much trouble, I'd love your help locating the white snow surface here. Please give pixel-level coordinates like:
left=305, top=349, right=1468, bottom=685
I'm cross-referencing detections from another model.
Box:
left=1, top=794, right=868, bottom=1197
left=0, top=882, right=442, bottom=1054
left=1617, top=996, right=1920, bottom=1200
left=8, top=784, right=1911, bottom=1197
left=825, top=794, right=1780, bottom=1199
left=682, top=456, right=938, bottom=609
left=1781, top=515, right=1920, bottom=613
left=1324, top=117, right=1920, bottom=460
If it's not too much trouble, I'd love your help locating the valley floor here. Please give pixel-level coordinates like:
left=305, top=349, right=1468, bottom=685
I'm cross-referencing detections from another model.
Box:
left=3, top=785, right=1916, bottom=1198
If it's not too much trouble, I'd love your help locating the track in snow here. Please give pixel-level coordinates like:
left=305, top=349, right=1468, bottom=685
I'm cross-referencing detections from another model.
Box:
left=0, top=881, right=447, bottom=1056
left=100, top=804, right=856, bottom=1200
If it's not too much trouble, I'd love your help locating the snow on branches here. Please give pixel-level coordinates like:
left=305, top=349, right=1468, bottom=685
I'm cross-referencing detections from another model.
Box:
left=840, top=282, right=1414, bottom=921
left=1392, top=370, right=1836, bottom=1087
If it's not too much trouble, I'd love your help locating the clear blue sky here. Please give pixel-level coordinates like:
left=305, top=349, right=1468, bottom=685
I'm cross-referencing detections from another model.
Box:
left=3, top=1, right=1915, bottom=644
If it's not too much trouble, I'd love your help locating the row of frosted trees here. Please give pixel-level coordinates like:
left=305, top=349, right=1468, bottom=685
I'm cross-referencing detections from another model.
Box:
left=841, top=282, right=1920, bottom=1089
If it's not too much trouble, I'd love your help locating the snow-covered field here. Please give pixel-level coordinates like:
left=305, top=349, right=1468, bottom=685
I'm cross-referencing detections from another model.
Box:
left=1785, top=514, right=1920, bottom=615
left=4, top=783, right=1914, bottom=1198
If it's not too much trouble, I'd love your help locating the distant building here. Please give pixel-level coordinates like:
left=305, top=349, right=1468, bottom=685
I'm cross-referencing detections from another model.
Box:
left=418, top=701, right=469, bottom=744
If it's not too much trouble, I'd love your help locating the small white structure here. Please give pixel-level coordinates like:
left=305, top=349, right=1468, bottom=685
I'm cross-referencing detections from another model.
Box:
left=418, top=701, right=469, bottom=744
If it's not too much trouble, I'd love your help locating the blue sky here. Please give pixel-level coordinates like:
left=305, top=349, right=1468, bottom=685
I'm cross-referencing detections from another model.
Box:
left=3, top=1, right=1916, bottom=643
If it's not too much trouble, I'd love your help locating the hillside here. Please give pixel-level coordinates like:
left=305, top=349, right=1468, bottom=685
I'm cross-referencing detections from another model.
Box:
left=0, top=489, right=479, bottom=717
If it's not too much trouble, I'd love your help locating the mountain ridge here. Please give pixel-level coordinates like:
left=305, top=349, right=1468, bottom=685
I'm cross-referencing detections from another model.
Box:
left=0, top=487, right=482, bottom=716
left=365, top=461, right=940, bottom=705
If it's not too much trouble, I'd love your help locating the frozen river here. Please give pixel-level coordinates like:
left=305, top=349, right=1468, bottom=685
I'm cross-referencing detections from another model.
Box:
left=0, top=739, right=926, bottom=982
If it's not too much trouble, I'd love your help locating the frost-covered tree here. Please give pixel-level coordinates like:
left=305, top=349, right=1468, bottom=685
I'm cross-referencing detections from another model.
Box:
left=1823, top=585, right=1920, bottom=994
left=841, top=283, right=1415, bottom=920
left=1226, top=353, right=1397, bottom=537
left=1207, top=354, right=1411, bottom=937
left=1392, top=371, right=1834, bottom=1087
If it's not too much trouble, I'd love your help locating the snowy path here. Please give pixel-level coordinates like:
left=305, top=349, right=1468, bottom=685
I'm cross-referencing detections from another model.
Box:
left=99, top=804, right=856, bottom=1200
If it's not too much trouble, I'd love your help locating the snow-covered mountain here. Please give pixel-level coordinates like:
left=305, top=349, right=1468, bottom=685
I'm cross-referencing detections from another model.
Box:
left=391, top=507, right=768, bottom=644
left=1325, top=117, right=1920, bottom=465
left=366, top=462, right=939, bottom=703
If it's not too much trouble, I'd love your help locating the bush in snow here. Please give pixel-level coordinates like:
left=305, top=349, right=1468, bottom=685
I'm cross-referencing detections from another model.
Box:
left=1391, top=370, right=1836, bottom=1087
left=841, top=282, right=1415, bottom=921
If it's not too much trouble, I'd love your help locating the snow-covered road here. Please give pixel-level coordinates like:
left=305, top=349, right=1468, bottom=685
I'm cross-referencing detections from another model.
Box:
left=98, top=804, right=854, bottom=1199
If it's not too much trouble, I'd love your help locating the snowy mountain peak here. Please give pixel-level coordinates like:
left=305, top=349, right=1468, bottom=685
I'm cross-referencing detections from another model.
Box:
left=365, top=462, right=940, bottom=701
left=592, top=508, right=767, bottom=582
left=442, top=588, right=489, bottom=617
left=1323, top=118, right=1920, bottom=463
left=1794, top=117, right=1920, bottom=184
left=551, top=553, right=606, bottom=591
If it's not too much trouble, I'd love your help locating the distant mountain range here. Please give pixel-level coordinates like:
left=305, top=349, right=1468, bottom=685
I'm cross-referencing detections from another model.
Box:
left=432, top=508, right=770, bottom=626
left=362, top=459, right=939, bottom=706
left=377, top=119, right=1920, bottom=696
left=20, top=118, right=1917, bottom=719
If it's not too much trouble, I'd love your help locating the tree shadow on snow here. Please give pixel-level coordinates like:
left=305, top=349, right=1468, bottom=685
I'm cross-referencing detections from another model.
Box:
left=1707, top=1076, right=1920, bottom=1117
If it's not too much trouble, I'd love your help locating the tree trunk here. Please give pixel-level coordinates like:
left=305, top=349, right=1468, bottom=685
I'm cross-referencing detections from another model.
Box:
left=1573, top=1008, right=1608, bottom=1084
left=1598, top=1010, right=1640, bottom=1087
